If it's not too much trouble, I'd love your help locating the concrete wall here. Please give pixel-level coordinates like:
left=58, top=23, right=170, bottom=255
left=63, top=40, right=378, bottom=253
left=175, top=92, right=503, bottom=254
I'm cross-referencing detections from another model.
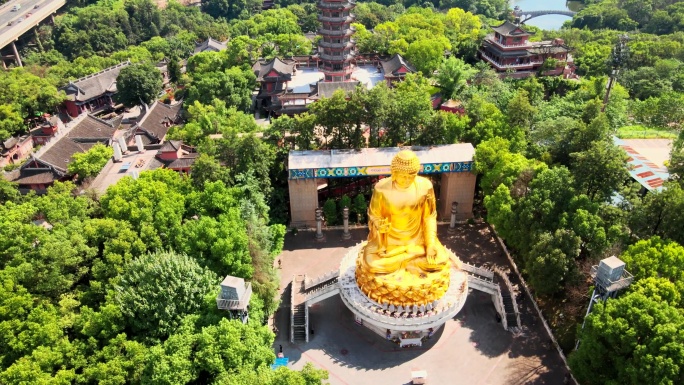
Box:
left=438, top=172, right=476, bottom=220
left=289, top=178, right=318, bottom=227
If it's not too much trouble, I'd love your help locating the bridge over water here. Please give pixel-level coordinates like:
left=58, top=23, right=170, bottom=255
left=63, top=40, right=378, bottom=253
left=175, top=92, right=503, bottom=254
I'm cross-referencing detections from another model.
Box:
left=513, top=8, right=577, bottom=24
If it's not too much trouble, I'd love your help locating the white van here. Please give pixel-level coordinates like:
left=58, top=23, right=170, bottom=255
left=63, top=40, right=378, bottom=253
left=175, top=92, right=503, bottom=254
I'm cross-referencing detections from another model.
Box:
left=12, top=4, right=22, bottom=11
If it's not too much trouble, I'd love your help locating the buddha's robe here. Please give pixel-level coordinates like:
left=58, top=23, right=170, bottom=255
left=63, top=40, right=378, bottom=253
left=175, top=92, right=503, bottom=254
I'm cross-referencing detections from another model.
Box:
left=361, top=175, right=447, bottom=274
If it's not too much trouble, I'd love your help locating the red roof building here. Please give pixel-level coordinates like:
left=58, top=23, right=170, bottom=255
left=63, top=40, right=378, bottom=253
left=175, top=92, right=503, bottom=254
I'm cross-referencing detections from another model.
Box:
left=478, top=21, right=575, bottom=78
left=380, top=54, right=416, bottom=85
left=60, top=61, right=131, bottom=118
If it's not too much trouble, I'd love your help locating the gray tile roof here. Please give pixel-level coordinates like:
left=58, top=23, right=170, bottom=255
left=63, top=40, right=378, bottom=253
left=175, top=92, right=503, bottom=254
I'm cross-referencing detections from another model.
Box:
left=12, top=169, right=61, bottom=185
left=67, top=115, right=120, bottom=141
left=167, top=156, right=197, bottom=169
left=317, top=81, right=360, bottom=98
left=159, top=140, right=183, bottom=152
left=491, top=21, right=530, bottom=36
left=136, top=101, right=183, bottom=142
left=62, top=61, right=131, bottom=102
left=37, top=138, right=88, bottom=173
left=254, top=58, right=295, bottom=81
left=380, top=54, right=416, bottom=76
left=193, top=38, right=228, bottom=55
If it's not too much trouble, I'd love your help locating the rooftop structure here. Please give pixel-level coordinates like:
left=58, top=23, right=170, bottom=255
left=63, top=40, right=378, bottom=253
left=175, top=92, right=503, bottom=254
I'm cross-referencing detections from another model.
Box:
left=0, top=134, right=32, bottom=168
left=613, top=137, right=670, bottom=192
left=10, top=114, right=121, bottom=192
left=217, top=274, right=252, bottom=323
left=60, top=61, right=131, bottom=117
left=193, top=37, right=228, bottom=55
left=130, top=101, right=183, bottom=145
left=478, top=21, right=575, bottom=79
left=317, top=0, right=357, bottom=82
left=380, top=53, right=416, bottom=83
left=288, top=144, right=475, bottom=179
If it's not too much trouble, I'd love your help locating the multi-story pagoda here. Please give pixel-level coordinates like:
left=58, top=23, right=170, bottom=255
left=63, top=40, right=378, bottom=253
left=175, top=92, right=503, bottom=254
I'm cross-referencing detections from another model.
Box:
left=478, top=21, right=575, bottom=78
left=317, top=0, right=357, bottom=82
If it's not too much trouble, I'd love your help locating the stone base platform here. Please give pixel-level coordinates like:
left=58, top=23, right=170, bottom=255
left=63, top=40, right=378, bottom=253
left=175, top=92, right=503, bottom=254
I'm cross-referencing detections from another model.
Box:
left=338, top=243, right=468, bottom=336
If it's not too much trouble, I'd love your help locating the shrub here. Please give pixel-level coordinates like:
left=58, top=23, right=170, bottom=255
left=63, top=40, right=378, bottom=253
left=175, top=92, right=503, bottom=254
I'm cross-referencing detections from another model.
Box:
left=323, top=198, right=338, bottom=226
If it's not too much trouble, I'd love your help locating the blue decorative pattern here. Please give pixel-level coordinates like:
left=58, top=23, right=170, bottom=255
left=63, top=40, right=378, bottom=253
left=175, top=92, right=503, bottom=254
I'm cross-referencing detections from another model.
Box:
left=289, top=161, right=474, bottom=179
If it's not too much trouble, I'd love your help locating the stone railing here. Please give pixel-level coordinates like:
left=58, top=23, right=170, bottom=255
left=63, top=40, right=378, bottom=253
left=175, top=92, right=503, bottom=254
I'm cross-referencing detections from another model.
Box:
left=304, top=283, right=339, bottom=303
left=305, top=269, right=340, bottom=291
left=493, top=266, right=521, bottom=330
left=478, top=50, right=543, bottom=69
left=461, top=261, right=495, bottom=281
left=494, top=284, right=508, bottom=330
left=337, top=243, right=469, bottom=330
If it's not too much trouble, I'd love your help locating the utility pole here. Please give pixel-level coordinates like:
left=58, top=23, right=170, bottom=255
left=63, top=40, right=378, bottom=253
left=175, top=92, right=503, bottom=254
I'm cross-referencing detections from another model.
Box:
left=602, top=34, right=630, bottom=112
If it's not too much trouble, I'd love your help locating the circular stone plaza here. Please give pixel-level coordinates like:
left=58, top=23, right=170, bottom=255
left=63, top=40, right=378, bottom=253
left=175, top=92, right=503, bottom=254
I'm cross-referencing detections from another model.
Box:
left=271, top=145, right=572, bottom=384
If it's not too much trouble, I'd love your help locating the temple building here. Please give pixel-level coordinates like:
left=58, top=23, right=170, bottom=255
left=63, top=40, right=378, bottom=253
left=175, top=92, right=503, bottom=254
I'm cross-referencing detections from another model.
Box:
left=317, top=0, right=357, bottom=82
left=9, top=114, right=121, bottom=193
left=60, top=61, right=131, bottom=118
left=380, top=54, right=416, bottom=85
left=478, top=21, right=575, bottom=78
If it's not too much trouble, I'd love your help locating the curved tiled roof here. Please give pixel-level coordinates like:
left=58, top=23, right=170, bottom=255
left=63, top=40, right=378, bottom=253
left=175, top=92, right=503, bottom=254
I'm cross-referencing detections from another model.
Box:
left=62, top=61, right=131, bottom=102
left=491, top=21, right=530, bottom=36
left=254, top=58, right=295, bottom=81
left=136, top=101, right=183, bottom=142
left=380, top=54, right=416, bottom=76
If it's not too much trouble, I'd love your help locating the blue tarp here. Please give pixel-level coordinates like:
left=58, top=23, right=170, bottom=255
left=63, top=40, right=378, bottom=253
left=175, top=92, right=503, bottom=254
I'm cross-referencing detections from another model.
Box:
left=270, top=357, right=289, bottom=370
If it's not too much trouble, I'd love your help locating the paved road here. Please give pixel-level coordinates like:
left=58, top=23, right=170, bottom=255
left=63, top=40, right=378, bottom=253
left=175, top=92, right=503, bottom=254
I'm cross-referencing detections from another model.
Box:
left=0, top=0, right=46, bottom=31
left=0, top=0, right=64, bottom=51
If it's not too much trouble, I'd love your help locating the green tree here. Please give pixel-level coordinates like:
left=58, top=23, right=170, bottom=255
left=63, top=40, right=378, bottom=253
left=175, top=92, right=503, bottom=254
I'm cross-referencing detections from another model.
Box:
left=186, top=67, right=256, bottom=111
left=620, top=236, right=684, bottom=300
left=323, top=199, right=338, bottom=226
left=570, top=140, right=628, bottom=202
left=629, top=182, right=684, bottom=245
left=404, top=37, right=450, bottom=77
left=339, top=195, right=351, bottom=212
left=68, top=143, right=114, bottom=179
left=352, top=194, right=368, bottom=224
left=100, top=169, right=188, bottom=250
left=525, top=230, right=581, bottom=296
left=436, top=57, right=475, bottom=100
left=0, top=105, right=24, bottom=142
left=569, top=291, right=684, bottom=385
left=190, top=154, right=233, bottom=189
left=110, top=250, right=217, bottom=340
left=115, top=63, right=163, bottom=107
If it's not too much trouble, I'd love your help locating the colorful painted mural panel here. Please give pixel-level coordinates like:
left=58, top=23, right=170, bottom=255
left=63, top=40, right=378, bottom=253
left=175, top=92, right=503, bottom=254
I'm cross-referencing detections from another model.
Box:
left=289, top=161, right=474, bottom=179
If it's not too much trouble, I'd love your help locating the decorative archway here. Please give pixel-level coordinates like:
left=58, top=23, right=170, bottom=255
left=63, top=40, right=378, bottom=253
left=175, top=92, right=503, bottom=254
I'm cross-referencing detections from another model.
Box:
left=287, top=144, right=477, bottom=227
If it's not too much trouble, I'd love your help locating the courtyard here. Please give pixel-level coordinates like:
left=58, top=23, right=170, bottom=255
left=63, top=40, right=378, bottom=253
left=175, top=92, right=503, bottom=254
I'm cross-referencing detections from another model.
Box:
left=273, top=223, right=570, bottom=385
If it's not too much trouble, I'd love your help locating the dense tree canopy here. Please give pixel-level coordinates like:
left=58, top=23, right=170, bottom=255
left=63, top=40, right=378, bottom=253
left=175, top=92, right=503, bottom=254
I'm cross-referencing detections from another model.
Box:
left=115, top=62, right=163, bottom=107
left=112, top=250, right=217, bottom=340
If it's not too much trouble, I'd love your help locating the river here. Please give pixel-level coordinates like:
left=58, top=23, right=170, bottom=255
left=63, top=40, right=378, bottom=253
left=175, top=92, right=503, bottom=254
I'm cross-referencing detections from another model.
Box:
left=509, top=0, right=583, bottom=30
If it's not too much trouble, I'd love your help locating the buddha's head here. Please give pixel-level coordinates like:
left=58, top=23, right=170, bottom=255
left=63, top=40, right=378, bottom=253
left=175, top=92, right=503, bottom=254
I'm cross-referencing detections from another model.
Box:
left=391, top=150, right=420, bottom=189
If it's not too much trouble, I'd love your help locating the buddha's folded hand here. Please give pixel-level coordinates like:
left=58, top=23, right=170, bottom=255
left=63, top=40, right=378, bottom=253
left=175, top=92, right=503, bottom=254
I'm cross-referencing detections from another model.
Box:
left=426, top=245, right=437, bottom=265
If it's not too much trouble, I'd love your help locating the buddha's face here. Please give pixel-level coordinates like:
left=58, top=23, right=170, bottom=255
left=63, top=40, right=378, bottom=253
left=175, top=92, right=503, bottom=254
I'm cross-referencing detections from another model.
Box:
left=393, top=171, right=417, bottom=189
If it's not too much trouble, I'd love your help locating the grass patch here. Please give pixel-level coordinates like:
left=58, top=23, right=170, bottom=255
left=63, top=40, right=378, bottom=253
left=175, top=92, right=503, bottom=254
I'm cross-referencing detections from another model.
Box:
left=617, top=125, right=678, bottom=139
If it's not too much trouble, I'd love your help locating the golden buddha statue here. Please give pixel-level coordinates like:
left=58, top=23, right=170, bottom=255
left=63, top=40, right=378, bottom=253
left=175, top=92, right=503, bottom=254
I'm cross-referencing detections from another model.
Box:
left=355, top=150, right=452, bottom=307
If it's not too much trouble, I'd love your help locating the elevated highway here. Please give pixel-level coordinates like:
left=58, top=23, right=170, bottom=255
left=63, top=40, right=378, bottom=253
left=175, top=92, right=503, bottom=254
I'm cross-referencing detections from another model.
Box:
left=0, top=0, right=65, bottom=67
